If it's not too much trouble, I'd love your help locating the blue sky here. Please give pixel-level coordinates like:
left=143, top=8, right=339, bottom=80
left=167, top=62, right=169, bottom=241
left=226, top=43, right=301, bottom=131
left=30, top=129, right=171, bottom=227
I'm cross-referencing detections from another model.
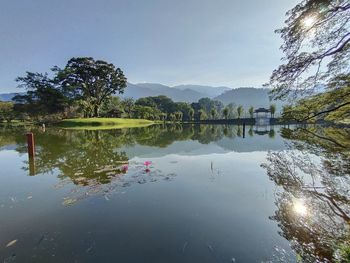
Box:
left=0, top=0, right=298, bottom=93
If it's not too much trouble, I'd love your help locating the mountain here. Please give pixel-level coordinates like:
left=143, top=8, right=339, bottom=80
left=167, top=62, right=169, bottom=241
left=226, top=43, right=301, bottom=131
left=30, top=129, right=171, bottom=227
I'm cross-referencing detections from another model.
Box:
left=121, top=83, right=214, bottom=102
left=0, top=93, right=21, bottom=102
left=214, top=87, right=285, bottom=112
left=173, top=85, right=231, bottom=98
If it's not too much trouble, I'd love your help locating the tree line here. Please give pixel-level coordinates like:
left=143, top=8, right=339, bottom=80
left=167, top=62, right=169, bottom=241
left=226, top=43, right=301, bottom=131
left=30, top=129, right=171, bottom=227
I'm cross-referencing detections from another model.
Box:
left=0, top=56, right=277, bottom=123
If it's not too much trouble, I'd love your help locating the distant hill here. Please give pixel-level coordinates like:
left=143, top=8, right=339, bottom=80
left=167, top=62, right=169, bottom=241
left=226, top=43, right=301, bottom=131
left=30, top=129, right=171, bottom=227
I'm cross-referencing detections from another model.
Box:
left=0, top=85, right=286, bottom=111
left=120, top=83, right=223, bottom=102
left=0, top=93, right=22, bottom=102
left=214, top=87, right=285, bottom=112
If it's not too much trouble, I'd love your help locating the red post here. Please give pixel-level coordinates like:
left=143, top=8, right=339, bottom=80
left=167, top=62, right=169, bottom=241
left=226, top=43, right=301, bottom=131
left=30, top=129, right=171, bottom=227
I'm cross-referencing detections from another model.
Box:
left=26, top=133, right=35, bottom=158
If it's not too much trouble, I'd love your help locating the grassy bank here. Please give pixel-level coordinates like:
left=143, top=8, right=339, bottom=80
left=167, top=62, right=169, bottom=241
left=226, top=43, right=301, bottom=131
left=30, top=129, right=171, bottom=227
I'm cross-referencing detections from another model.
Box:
left=58, top=118, right=154, bottom=130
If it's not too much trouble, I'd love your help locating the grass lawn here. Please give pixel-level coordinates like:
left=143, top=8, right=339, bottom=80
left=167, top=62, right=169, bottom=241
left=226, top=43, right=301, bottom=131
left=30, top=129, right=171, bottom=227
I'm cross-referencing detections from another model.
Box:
left=58, top=118, right=154, bottom=130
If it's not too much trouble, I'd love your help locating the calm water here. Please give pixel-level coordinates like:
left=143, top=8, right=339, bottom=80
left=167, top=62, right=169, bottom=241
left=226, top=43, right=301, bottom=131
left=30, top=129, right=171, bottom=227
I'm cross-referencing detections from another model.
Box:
left=0, top=124, right=349, bottom=262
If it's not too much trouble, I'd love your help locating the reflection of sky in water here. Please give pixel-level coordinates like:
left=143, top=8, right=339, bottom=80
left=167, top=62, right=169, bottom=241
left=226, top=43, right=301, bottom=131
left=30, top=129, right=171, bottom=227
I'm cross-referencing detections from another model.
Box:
left=0, top=126, right=307, bottom=262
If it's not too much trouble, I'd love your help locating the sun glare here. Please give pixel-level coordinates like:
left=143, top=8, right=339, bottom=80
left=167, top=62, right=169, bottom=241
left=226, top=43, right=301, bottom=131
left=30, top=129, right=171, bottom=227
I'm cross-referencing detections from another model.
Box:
left=293, top=199, right=308, bottom=216
left=302, top=15, right=317, bottom=29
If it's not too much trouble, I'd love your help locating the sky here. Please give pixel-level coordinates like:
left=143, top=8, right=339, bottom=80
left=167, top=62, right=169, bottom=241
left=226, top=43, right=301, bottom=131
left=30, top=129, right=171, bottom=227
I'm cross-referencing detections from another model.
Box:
left=0, top=0, right=299, bottom=93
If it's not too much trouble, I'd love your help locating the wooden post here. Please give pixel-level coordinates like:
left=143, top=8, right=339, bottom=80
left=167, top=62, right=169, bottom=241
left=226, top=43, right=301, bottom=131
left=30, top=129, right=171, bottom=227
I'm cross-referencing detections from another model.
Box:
left=26, top=133, right=35, bottom=158
left=243, top=122, right=246, bottom=138
left=26, top=133, right=35, bottom=176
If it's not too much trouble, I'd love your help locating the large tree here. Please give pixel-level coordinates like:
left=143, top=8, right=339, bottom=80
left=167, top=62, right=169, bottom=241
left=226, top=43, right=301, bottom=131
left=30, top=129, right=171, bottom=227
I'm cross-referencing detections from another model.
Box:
left=13, top=72, right=68, bottom=117
left=58, top=57, right=127, bottom=117
left=269, top=0, right=350, bottom=101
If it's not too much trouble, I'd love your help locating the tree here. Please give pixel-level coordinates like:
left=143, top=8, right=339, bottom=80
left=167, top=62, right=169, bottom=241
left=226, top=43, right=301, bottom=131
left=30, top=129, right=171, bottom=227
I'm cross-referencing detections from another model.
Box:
left=248, top=106, right=254, bottom=118
left=280, top=80, right=350, bottom=122
left=58, top=57, right=127, bottom=117
left=13, top=72, right=68, bottom=117
left=189, top=108, right=194, bottom=121
left=174, top=111, right=183, bottom=122
left=210, top=108, right=217, bottom=120
left=227, top=103, right=236, bottom=118
left=198, top=109, right=207, bottom=121
left=0, top=102, right=15, bottom=122
left=100, top=96, right=123, bottom=117
left=237, top=105, right=244, bottom=119
left=121, top=98, right=134, bottom=118
left=223, top=107, right=229, bottom=120
left=268, top=0, right=350, bottom=101
left=269, top=104, right=276, bottom=118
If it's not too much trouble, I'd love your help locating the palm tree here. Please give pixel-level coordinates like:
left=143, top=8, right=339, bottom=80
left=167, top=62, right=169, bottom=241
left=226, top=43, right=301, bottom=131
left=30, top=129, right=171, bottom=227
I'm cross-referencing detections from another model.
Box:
left=248, top=106, right=254, bottom=118
left=237, top=105, right=244, bottom=119
left=270, top=104, right=276, bottom=118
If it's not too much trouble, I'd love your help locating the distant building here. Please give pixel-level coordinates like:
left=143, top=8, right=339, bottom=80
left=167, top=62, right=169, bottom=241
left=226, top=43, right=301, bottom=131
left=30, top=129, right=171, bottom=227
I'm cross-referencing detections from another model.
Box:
left=254, top=108, right=270, bottom=125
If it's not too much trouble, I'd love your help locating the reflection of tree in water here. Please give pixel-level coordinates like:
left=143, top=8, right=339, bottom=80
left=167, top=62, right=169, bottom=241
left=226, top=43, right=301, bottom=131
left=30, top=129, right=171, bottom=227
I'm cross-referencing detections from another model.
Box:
left=56, top=162, right=177, bottom=206
left=262, top=126, right=350, bottom=262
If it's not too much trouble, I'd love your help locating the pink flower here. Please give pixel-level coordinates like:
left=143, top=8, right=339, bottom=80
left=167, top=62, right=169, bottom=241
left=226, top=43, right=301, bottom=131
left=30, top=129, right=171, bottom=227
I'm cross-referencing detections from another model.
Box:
left=121, top=164, right=128, bottom=172
left=144, top=161, right=152, bottom=166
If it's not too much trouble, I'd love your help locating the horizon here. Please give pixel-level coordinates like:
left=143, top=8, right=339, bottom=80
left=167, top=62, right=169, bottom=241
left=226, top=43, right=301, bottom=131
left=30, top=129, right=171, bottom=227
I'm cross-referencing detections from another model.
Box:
left=0, top=0, right=298, bottom=93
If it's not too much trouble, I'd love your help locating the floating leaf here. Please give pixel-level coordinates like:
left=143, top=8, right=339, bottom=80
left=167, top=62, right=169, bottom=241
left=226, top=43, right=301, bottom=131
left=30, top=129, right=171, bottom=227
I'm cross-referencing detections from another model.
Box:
left=6, top=239, right=17, bottom=248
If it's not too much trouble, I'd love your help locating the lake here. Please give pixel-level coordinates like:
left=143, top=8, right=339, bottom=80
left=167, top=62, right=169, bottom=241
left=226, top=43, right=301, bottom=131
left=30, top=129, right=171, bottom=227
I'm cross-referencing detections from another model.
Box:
left=0, top=124, right=349, bottom=262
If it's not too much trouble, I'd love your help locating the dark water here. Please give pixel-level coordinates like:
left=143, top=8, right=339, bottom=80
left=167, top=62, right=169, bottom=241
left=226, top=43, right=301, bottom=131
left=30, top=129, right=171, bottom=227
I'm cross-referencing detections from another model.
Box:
left=0, top=124, right=349, bottom=262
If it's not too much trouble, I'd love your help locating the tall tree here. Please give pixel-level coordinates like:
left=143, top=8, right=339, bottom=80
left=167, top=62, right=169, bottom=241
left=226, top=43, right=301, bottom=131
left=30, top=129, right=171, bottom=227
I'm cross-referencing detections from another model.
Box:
left=210, top=108, right=217, bottom=120
left=268, top=0, right=350, bottom=101
left=13, top=72, right=68, bottom=116
left=248, top=106, right=254, bottom=118
left=223, top=107, right=229, bottom=120
left=237, top=105, right=244, bottom=119
left=58, top=57, right=127, bottom=117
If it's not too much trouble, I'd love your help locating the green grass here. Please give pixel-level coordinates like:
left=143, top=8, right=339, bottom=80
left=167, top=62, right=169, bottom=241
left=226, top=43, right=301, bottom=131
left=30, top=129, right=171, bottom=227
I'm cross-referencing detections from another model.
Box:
left=58, top=118, right=154, bottom=130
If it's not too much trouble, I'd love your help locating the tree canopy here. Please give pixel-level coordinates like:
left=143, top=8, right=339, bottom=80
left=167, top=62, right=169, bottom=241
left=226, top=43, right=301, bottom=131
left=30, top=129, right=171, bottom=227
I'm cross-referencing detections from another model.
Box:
left=57, top=57, right=127, bottom=117
left=269, top=0, right=350, bottom=100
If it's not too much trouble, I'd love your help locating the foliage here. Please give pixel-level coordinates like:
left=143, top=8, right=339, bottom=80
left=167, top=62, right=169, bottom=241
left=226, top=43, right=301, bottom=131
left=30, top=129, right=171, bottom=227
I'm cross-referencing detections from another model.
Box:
left=268, top=0, right=350, bottom=100
left=281, top=76, right=350, bottom=122
left=57, top=57, right=127, bottom=117
left=13, top=72, right=68, bottom=117
left=237, top=105, right=244, bottom=119
left=223, top=107, right=229, bottom=119
left=248, top=106, right=254, bottom=118
left=0, top=101, right=16, bottom=122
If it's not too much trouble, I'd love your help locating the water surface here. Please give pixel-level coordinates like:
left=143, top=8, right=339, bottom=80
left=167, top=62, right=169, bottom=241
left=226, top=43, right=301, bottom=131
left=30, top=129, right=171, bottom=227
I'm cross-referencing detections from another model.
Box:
left=0, top=124, right=348, bottom=262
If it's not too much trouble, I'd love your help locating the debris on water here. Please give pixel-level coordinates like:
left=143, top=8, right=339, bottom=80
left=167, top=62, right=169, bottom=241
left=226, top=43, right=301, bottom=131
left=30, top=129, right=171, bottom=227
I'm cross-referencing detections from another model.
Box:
left=36, top=234, right=46, bottom=246
left=62, top=198, right=77, bottom=206
left=231, top=257, right=236, bottom=262
left=6, top=239, right=17, bottom=248
left=3, top=254, right=16, bottom=262
left=104, top=195, right=109, bottom=201
left=182, top=241, right=188, bottom=254
left=207, top=243, right=214, bottom=253
left=27, top=196, right=33, bottom=199
left=86, top=245, right=94, bottom=254
left=9, top=197, right=16, bottom=203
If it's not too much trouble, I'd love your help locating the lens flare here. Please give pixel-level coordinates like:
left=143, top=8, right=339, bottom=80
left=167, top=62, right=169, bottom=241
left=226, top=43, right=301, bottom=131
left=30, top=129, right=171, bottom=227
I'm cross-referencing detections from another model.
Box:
left=302, top=16, right=317, bottom=29
left=293, top=199, right=308, bottom=216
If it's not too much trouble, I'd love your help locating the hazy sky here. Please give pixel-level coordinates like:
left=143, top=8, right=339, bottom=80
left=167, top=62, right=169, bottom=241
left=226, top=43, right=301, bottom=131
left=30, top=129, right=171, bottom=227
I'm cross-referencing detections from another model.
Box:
left=0, top=0, right=299, bottom=93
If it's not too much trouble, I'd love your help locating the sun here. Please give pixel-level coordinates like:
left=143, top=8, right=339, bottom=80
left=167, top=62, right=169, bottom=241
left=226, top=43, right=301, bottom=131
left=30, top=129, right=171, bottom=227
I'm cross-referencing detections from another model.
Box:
left=302, top=15, right=317, bottom=29
left=293, top=199, right=308, bottom=216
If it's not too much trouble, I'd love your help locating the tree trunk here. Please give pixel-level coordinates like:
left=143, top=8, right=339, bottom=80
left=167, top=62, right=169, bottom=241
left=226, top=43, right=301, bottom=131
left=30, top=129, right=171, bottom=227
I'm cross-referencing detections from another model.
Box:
left=93, top=105, right=99, bottom=117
